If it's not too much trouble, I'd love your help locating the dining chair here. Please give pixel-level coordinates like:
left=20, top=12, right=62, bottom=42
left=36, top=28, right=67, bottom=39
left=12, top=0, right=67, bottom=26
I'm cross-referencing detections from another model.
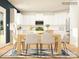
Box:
left=41, top=31, right=54, bottom=55
left=54, top=34, right=61, bottom=54
left=62, top=34, right=69, bottom=53
left=25, top=33, right=39, bottom=55
left=14, top=33, right=25, bottom=54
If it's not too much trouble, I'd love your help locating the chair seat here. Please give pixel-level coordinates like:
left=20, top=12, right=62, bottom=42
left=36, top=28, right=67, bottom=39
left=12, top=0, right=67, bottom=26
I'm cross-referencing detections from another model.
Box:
left=25, top=33, right=39, bottom=44
left=40, top=32, right=54, bottom=44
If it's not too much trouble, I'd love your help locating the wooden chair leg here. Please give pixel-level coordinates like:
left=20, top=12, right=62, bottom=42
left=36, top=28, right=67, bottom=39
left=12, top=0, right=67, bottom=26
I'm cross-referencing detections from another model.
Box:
left=51, top=44, right=53, bottom=55
left=36, top=43, right=39, bottom=55
left=48, top=44, right=50, bottom=50
left=40, top=43, right=42, bottom=54
left=26, top=44, right=28, bottom=54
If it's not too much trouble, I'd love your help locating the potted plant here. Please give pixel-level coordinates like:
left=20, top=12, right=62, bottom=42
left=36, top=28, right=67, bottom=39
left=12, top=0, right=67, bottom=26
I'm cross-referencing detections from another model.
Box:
left=46, top=24, right=50, bottom=30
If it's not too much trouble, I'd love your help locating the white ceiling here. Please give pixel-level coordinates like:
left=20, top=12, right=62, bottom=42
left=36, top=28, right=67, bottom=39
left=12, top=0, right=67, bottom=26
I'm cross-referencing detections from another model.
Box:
left=8, top=0, right=69, bottom=12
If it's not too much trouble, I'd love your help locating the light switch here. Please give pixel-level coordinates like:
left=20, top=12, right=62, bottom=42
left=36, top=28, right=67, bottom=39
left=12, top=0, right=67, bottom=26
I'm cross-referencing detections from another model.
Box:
left=7, top=24, right=9, bottom=27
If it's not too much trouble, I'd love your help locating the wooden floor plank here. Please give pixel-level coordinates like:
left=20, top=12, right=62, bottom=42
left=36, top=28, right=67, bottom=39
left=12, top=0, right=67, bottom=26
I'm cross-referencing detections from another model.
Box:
left=0, top=43, right=13, bottom=57
left=66, top=44, right=79, bottom=56
left=0, top=57, right=79, bottom=59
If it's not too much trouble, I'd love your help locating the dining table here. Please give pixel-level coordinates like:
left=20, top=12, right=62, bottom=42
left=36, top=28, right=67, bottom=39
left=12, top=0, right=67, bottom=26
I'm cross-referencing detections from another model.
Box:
left=25, top=31, right=55, bottom=56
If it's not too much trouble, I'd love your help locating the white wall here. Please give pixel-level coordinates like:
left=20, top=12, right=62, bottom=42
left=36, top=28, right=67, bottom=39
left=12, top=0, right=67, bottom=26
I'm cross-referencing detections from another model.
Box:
left=69, top=5, right=79, bottom=47
left=14, top=12, right=68, bottom=33
left=14, top=13, right=23, bottom=25
left=10, top=8, right=24, bottom=44
left=20, top=12, right=68, bottom=26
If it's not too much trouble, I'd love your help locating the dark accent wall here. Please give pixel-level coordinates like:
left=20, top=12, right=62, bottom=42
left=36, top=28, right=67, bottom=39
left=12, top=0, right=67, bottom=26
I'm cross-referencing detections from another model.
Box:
left=0, top=0, right=20, bottom=43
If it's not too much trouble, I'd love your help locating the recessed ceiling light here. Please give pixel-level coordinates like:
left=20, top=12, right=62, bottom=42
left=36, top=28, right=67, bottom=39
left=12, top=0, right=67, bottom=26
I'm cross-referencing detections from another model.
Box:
left=62, top=1, right=78, bottom=5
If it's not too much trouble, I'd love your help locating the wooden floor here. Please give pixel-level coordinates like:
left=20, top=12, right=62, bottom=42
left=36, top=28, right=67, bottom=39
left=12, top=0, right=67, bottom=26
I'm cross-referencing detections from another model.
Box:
left=0, top=43, right=13, bottom=57
left=0, top=43, right=79, bottom=59
left=66, top=44, right=79, bottom=56
left=0, top=57, right=79, bottom=59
